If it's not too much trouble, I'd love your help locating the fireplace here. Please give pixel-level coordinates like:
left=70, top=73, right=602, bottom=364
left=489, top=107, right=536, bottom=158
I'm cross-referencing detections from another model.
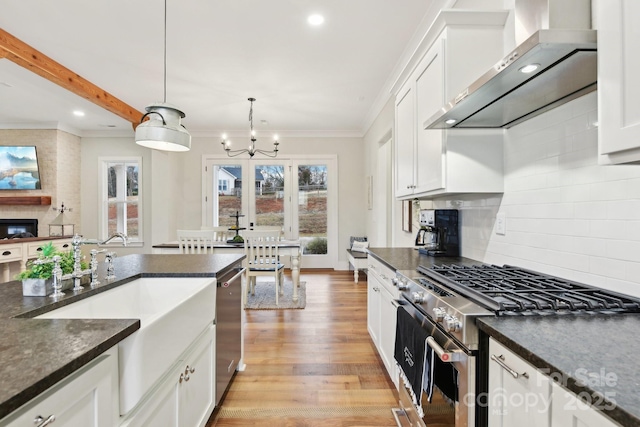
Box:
left=0, top=219, right=38, bottom=239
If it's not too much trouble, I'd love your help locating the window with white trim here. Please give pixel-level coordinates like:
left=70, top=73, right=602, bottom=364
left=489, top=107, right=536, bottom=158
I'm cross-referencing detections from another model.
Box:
left=99, top=157, right=142, bottom=244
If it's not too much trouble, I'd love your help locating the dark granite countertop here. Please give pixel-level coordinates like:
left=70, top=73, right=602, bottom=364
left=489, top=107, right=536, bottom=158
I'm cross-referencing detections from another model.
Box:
left=479, top=315, right=640, bottom=427
left=367, top=247, right=483, bottom=276
left=0, top=253, right=244, bottom=420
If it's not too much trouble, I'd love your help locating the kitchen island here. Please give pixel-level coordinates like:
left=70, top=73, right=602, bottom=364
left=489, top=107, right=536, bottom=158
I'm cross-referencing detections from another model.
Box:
left=0, top=253, right=244, bottom=421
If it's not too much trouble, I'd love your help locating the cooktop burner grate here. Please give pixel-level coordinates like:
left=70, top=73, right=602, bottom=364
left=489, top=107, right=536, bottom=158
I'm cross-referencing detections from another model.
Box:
left=417, top=264, right=640, bottom=314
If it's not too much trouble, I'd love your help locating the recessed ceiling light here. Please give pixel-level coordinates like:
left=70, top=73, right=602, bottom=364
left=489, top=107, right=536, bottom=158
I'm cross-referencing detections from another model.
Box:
left=308, top=14, right=324, bottom=26
left=73, top=110, right=85, bottom=117
left=519, top=63, right=540, bottom=74
left=445, top=119, right=457, bottom=125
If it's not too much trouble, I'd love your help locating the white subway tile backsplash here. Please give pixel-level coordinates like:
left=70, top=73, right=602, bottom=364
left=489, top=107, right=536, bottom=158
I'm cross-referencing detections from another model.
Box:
left=606, top=200, right=640, bottom=220
left=606, top=240, right=640, bottom=263
left=447, top=92, right=640, bottom=294
left=574, top=202, right=607, bottom=219
left=589, top=257, right=629, bottom=281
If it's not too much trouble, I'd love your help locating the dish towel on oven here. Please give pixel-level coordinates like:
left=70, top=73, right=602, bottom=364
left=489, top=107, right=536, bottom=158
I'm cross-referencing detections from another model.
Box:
left=394, top=307, right=433, bottom=418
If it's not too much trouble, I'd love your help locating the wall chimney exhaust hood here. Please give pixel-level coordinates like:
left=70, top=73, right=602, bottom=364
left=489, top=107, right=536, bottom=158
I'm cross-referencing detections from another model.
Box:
left=424, top=29, right=597, bottom=129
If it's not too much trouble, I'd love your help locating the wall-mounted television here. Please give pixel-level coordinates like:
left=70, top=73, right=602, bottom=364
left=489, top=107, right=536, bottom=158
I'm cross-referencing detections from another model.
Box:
left=0, top=146, right=42, bottom=190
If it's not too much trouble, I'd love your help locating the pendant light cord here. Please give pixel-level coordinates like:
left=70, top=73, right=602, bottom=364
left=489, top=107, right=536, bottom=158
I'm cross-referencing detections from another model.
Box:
left=163, top=0, right=167, bottom=103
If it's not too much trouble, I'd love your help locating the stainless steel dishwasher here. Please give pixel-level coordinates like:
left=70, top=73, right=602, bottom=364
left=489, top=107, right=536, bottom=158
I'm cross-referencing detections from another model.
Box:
left=215, top=263, right=245, bottom=406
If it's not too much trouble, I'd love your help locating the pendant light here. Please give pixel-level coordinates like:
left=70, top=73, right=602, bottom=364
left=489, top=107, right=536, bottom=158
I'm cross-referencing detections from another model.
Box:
left=135, top=0, right=191, bottom=152
left=221, top=98, right=279, bottom=158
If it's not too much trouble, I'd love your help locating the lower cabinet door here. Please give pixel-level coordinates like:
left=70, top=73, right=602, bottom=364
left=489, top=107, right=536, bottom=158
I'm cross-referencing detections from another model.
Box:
left=367, top=276, right=381, bottom=345
left=379, top=285, right=398, bottom=387
left=121, top=325, right=215, bottom=427
left=178, top=325, right=215, bottom=427
left=488, top=338, right=551, bottom=427
left=134, top=383, right=179, bottom=427
left=550, top=383, right=617, bottom=427
left=0, top=349, right=117, bottom=427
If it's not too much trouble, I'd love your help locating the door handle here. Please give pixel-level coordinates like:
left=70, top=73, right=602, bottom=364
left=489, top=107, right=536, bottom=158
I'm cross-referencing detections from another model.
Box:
left=491, top=354, right=529, bottom=379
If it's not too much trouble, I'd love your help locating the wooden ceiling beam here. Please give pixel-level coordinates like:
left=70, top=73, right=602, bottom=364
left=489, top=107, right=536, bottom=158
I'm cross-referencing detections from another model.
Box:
left=0, top=28, right=143, bottom=130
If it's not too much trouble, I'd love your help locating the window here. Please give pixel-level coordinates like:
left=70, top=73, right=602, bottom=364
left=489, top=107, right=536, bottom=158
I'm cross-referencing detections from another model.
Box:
left=218, top=179, right=229, bottom=193
left=100, top=157, right=142, bottom=244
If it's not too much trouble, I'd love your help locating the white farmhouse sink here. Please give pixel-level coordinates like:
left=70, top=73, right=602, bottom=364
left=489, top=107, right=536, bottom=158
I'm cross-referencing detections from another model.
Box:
left=37, top=277, right=217, bottom=415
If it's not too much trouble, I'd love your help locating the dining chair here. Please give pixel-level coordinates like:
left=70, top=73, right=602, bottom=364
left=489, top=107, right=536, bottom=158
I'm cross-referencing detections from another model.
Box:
left=200, top=226, right=229, bottom=242
left=243, top=230, right=284, bottom=306
left=177, top=229, right=215, bottom=254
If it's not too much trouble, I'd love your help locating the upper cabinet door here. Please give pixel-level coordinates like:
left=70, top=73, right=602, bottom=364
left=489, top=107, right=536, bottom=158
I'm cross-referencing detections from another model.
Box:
left=415, top=39, right=445, bottom=194
left=395, top=82, right=416, bottom=198
left=598, top=0, right=640, bottom=163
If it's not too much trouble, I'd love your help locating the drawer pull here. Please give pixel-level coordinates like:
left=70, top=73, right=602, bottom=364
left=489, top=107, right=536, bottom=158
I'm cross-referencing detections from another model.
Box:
left=491, top=354, right=529, bottom=379
left=62, top=244, right=69, bottom=248
left=2, top=251, right=11, bottom=256
left=34, top=414, right=56, bottom=426
left=37, top=247, right=43, bottom=252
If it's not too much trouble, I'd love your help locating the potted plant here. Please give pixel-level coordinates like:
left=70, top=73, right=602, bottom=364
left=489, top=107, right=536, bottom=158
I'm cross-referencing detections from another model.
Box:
left=16, top=242, right=87, bottom=296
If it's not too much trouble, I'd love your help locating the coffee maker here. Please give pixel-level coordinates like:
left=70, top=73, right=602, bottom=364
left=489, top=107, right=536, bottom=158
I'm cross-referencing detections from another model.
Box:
left=417, top=209, right=459, bottom=257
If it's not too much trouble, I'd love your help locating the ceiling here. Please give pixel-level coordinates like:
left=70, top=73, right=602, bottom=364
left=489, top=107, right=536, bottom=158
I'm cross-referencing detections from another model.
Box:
left=0, top=0, right=432, bottom=137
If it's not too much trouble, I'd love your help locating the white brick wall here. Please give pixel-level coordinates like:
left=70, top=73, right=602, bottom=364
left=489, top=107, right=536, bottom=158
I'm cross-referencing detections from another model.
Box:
left=0, top=129, right=81, bottom=237
left=433, top=92, right=640, bottom=297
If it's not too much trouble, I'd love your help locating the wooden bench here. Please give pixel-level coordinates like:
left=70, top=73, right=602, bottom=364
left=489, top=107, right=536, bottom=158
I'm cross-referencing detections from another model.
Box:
left=346, top=249, right=368, bottom=283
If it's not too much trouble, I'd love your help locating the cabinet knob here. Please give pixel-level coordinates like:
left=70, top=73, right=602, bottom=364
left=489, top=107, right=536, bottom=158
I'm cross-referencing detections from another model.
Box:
left=34, top=415, right=56, bottom=426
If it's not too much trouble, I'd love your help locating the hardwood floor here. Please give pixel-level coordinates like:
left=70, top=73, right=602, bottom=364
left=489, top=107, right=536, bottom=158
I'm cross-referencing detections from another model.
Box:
left=207, top=270, right=399, bottom=426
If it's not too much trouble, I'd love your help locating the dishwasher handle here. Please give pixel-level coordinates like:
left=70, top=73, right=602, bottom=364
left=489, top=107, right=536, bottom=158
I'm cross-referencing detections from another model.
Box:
left=219, top=267, right=246, bottom=287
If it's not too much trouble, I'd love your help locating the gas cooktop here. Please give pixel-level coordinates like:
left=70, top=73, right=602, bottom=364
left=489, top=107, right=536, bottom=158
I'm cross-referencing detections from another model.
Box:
left=417, top=264, right=640, bottom=315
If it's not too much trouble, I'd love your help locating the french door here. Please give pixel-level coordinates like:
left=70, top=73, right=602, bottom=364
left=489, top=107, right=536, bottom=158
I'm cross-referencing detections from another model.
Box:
left=203, top=155, right=337, bottom=269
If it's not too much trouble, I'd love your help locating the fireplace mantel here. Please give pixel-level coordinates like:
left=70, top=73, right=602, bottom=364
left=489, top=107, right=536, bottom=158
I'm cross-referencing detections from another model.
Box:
left=0, top=196, right=51, bottom=206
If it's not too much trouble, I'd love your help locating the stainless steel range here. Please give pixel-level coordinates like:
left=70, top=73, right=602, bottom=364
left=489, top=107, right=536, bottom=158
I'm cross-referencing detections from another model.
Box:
left=392, top=263, right=640, bottom=427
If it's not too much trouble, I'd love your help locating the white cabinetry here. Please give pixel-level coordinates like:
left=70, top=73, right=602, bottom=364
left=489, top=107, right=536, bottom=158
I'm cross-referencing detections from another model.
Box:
left=488, top=338, right=551, bottom=427
left=121, top=325, right=215, bottom=427
left=597, top=0, right=640, bottom=164
left=394, top=12, right=505, bottom=199
left=1, top=238, right=73, bottom=283
left=551, top=382, right=618, bottom=427
left=0, top=348, right=118, bottom=427
left=489, top=338, right=620, bottom=427
left=367, top=256, right=399, bottom=387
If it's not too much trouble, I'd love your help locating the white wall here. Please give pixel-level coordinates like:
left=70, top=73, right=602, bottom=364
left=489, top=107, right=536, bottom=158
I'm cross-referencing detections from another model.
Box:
left=79, top=136, right=180, bottom=255
left=431, top=92, right=640, bottom=297
left=80, top=135, right=365, bottom=268
left=363, top=99, right=427, bottom=248
left=0, top=129, right=81, bottom=237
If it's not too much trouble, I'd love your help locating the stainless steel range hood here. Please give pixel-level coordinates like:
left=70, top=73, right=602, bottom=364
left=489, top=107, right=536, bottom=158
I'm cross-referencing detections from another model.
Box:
left=424, top=29, right=597, bottom=129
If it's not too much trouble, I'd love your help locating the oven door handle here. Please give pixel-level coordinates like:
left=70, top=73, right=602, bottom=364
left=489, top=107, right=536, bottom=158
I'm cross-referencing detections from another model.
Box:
left=426, top=336, right=463, bottom=363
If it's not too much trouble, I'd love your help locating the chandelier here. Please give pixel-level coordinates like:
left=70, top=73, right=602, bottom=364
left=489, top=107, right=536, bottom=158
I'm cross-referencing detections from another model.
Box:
left=221, top=98, right=279, bottom=158
left=134, top=0, right=191, bottom=152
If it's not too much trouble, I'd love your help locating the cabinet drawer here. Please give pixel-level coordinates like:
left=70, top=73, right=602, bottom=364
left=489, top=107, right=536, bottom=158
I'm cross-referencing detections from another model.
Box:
left=27, top=239, right=73, bottom=258
left=489, top=338, right=547, bottom=386
left=52, top=239, right=73, bottom=252
left=0, top=244, right=22, bottom=263
left=367, top=257, right=398, bottom=295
